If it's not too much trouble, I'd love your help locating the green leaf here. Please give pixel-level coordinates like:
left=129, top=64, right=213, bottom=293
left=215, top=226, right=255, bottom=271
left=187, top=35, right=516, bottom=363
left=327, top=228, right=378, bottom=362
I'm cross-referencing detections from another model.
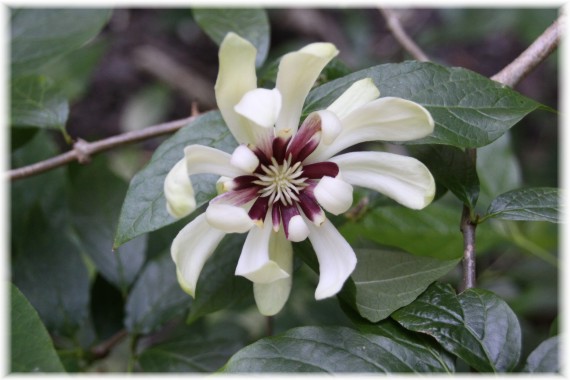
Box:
left=138, top=321, right=248, bottom=372
left=222, top=326, right=455, bottom=373
left=410, top=145, right=479, bottom=208
left=69, top=158, right=147, bottom=293
left=11, top=8, right=111, bottom=76
left=187, top=234, right=252, bottom=324
left=342, top=307, right=455, bottom=373
left=392, top=283, right=522, bottom=372
left=523, top=336, right=559, bottom=373
left=484, top=187, right=560, bottom=223
left=304, top=61, right=543, bottom=148
left=114, top=111, right=236, bottom=248
left=12, top=206, right=90, bottom=336
left=10, top=284, right=65, bottom=373
left=340, top=202, right=502, bottom=260
left=339, top=249, right=459, bottom=323
left=124, top=254, right=190, bottom=335
left=192, top=8, right=269, bottom=67
left=11, top=75, right=68, bottom=135
left=477, top=132, right=522, bottom=209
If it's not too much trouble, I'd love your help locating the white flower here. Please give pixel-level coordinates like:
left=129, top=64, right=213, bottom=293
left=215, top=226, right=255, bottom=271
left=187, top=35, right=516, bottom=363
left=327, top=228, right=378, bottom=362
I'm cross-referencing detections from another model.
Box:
left=164, top=33, right=436, bottom=316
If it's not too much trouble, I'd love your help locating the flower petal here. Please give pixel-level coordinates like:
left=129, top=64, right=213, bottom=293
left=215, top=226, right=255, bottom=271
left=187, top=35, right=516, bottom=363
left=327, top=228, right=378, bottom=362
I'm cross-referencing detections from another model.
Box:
left=313, top=175, right=354, bottom=215
left=253, top=228, right=293, bottom=316
left=215, top=33, right=258, bottom=145
left=235, top=218, right=290, bottom=283
left=306, top=218, right=357, bottom=300
left=308, top=97, right=434, bottom=162
left=326, top=78, right=380, bottom=120
left=205, top=203, right=254, bottom=233
left=330, top=151, right=436, bottom=209
left=275, top=42, right=338, bottom=137
left=171, top=213, right=226, bottom=297
left=230, top=145, right=260, bottom=173
left=164, top=158, right=196, bottom=218
left=185, top=145, right=245, bottom=178
left=234, top=88, right=282, bottom=128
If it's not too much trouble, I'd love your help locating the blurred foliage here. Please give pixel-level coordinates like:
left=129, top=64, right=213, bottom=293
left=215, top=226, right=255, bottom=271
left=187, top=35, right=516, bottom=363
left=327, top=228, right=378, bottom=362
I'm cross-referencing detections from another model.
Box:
left=8, top=7, right=559, bottom=374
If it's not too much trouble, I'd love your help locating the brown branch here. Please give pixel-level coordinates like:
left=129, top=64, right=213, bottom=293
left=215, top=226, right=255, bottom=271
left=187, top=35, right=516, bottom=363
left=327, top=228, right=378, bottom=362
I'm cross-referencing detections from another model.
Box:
left=90, top=329, right=128, bottom=360
left=8, top=115, right=197, bottom=181
left=491, top=12, right=565, bottom=87
left=379, top=8, right=430, bottom=62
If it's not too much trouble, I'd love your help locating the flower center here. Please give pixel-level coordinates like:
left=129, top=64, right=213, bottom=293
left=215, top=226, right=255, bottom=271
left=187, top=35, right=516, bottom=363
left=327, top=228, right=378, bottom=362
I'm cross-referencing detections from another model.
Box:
left=253, top=156, right=307, bottom=206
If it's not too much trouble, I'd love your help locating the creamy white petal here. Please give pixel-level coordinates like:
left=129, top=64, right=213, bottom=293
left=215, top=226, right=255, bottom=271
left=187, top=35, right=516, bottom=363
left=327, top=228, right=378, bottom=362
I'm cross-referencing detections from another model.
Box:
left=215, top=33, right=258, bottom=145
left=230, top=145, right=260, bottom=173
left=315, top=110, right=342, bottom=144
left=306, top=218, right=357, bottom=300
left=171, top=213, right=226, bottom=297
left=253, top=229, right=293, bottom=316
left=185, top=145, right=245, bottom=178
left=287, top=215, right=310, bottom=242
left=275, top=42, right=338, bottom=137
left=235, top=219, right=290, bottom=283
left=327, top=78, right=380, bottom=120
left=308, top=97, right=434, bottom=162
left=234, top=88, right=282, bottom=128
left=330, top=151, right=436, bottom=209
left=205, top=203, right=254, bottom=233
left=164, top=158, right=196, bottom=218
left=313, top=176, right=354, bottom=215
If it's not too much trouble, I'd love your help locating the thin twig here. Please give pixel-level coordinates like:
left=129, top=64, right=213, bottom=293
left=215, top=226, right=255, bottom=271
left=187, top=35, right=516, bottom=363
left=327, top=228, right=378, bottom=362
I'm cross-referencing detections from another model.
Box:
left=491, top=12, right=564, bottom=87
left=460, top=205, right=477, bottom=292
left=90, top=329, right=128, bottom=360
left=379, top=8, right=430, bottom=62
left=8, top=115, right=197, bottom=181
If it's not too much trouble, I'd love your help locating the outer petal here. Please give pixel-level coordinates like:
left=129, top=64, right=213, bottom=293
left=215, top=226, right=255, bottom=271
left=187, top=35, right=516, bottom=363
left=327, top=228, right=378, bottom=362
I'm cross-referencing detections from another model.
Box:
left=326, top=78, right=380, bottom=120
left=308, top=97, right=434, bottom=162
left=253, top=228, right=293, bottom=316
left=164, top=158, right=196, bottom=218
left=306, top=218, right=357, bottom=300
left=275, top=42, right=339, bottom=137
left=235, top=217, right=290, bottom=283
left=330, top=151, right=436, bottom=209
left=215, top=33, right=258, bottom=145
left=185, top=145, right=245, bottom=178
left=171, top=213, right=226, bottom=298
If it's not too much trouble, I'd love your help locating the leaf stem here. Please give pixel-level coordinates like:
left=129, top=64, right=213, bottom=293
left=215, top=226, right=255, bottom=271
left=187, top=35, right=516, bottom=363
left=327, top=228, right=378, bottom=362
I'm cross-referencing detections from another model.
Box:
left=127, top=333, right=140, bottom=373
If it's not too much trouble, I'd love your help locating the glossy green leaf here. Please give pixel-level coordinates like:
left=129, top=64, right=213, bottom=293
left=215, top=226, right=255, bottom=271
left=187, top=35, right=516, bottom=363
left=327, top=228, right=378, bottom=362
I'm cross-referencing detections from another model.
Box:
left=12, top=207, right=90, bottom=336
left=342, top=307, right=455, bottom=373
left=222, top=326, right=454, bottom=373
left=484, top=187, right=560, bottom=223
left=138, top=321, right=248, bottom=372
left=340, top=249, right=459, bottom=322
left=124, top=254, right=189, bottom=334
left=340, top=202, right=502, bottom=260
left=187, top=234, right=252, bottom=324
left=114, top=111, right=236, bottom=248
left=11, top=75, right=68, bottom=134
left=11, top=8, right=111, bottom=76
left=410, top=145, right=479, bottom=208
left=392, top=283, right=522, bottom=372
left=192, top=8, right=269, bottom=67
left=523, top=336, right=559, bottom=373
left=69, top=159, right=146, bottom=293
left=10, top=284, right=65, bottom=373
left=304, top=61, right=543, bottom=148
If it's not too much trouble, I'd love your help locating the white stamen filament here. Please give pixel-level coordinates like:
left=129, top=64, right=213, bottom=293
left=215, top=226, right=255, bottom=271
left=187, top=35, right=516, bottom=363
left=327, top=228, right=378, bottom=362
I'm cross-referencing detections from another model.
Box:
left=253, top=156, right=308, bottom=205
